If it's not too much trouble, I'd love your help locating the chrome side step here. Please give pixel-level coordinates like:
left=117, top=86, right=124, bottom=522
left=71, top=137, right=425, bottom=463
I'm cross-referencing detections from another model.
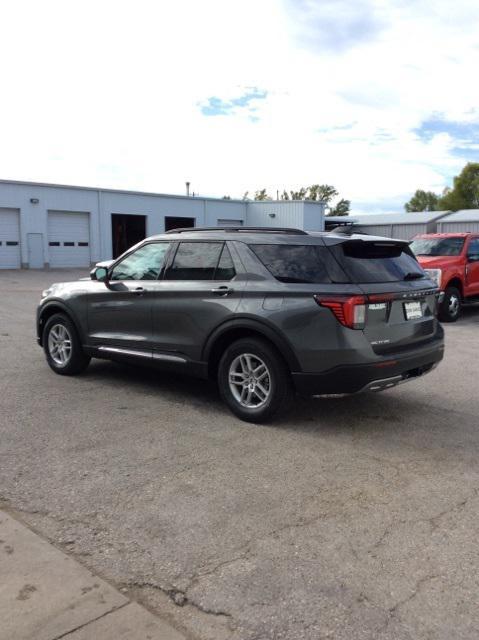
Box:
left=98, top=346, right=151, bottom=358
left=97, top=346, right=187, bottom=363
left=153, top=353, right=187, bottom=363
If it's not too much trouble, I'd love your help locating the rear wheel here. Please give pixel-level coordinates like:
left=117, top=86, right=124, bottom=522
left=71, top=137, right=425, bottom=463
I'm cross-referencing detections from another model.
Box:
left=217, top=337, right=293, bottom=423
left=43, top=313, right=90, bottom=375
left=439, top=286, right=461, bottom=322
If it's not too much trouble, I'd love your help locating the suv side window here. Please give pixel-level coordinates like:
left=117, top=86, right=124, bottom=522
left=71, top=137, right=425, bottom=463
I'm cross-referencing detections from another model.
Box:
left=110, top=242, right=170, bottom=281
left=467, top=238, right=479, bottom=261
left=214, top=244, right=236, bottom=280
left=165, top=242, right=224, bottom=280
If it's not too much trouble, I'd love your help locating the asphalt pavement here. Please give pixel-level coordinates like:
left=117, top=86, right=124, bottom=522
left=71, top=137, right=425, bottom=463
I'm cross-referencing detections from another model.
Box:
left=1, top=269, right=479, bottom=640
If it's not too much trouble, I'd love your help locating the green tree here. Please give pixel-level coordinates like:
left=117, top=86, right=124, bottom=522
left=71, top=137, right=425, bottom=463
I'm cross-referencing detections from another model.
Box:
left=404, top=189, right=440, bottom=212
left=439, top=163, right=479, bottom=211
left=249, top=183, right=350, bottom=215
left=328, top=198, right=350, bottom=216
left=308, top=184, right=338, bottom=203
left=254, top=188, right=271, bottom=201
left=282, top=187, right=307, bottom=200
left=281, top=184, right=339, bottom=203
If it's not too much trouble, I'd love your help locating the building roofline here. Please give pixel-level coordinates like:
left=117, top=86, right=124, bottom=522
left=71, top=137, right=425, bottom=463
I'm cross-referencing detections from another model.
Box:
left=0, top=178, right=245, bottom=203
left=352, top=211, right=450, bottom=225
left=0, top=178, right=324, bottom=206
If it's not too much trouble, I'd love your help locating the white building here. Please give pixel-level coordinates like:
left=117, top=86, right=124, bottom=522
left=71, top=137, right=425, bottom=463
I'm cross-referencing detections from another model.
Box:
left=0, top=180, right=325, bottom=269
left=352, top=211, right=450, bottom=240
left=437, top=210, right=479, bottom=233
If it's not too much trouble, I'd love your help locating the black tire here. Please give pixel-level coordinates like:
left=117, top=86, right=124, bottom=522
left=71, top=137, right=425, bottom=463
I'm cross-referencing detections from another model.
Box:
left=43, top=313, right=90, bottom=375
left=439, top=286, right=461, bottom=322
left=217, top=337, right=293, bottom=423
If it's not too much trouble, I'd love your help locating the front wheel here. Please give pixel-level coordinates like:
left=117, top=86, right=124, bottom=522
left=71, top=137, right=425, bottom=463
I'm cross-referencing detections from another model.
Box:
left=217, top=338, right=293, bottom=423
left=439, top=286, right=461, bottom=322
left=43, top=313, right=90, bottom=375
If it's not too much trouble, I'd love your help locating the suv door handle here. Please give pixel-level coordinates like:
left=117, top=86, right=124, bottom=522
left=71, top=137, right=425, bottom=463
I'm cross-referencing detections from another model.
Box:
left=211, top=286, right=234, bottom=296
left=133, top=287, right=145, bottom=295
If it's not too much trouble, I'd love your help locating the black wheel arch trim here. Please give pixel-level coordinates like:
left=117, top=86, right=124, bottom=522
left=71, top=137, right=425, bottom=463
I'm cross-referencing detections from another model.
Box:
left=443, top=278, right=463, bottom=298
left=37, top=300, right=84, bottom=347
left=202, top=316, right=301, bottom=372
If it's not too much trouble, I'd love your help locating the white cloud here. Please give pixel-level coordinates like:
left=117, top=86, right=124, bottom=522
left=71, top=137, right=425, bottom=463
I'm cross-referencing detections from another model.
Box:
left=1, top=0, right=479, bottom=212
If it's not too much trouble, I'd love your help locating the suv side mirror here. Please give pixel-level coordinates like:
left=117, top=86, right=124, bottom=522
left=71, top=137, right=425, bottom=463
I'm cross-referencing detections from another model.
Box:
left=468, top=254, right=479, bottom=263
left=91, top=266, right=109, bottom=282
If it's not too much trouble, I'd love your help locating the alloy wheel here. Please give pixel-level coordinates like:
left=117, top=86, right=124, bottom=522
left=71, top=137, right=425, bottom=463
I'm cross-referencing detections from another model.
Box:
left=228, top=353, right=271, bottom=408
left=449, top=294, right=460, bottom=317
left=48, top=323, right=72, bottom=366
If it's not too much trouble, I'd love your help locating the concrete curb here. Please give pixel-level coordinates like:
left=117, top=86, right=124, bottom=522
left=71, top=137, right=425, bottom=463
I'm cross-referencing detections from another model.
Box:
left=0, top=510, right=186, bottom=640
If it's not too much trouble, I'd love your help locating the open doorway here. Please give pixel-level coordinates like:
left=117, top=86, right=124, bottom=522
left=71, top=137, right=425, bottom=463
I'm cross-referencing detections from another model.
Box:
left=164, top=216, right=195, bottom=232
left=111, top=214, right=147, bottom=258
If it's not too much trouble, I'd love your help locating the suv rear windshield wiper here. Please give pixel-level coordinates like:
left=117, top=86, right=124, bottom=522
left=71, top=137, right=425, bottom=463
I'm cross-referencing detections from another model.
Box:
left=403, top=272, right=425, bottom=280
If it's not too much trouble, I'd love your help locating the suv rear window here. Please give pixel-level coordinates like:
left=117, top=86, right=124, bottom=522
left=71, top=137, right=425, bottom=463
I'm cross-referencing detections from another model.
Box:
left=164, top=241, right=236, bottom=281
left=328, top=240, right=425, bottom=283
left=249, top=244, right=347, bottom=283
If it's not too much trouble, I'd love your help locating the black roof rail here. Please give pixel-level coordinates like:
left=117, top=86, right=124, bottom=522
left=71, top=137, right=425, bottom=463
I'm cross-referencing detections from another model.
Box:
left=165, top=226, right=309, bottom=235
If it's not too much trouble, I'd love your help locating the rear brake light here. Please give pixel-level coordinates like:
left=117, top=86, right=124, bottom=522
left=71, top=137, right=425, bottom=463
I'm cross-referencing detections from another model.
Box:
left=314, top=295, right=367, bottom=329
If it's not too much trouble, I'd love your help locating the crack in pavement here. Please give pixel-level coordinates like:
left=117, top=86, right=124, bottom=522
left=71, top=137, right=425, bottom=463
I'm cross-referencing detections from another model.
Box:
left=125, top=511, right=331, bottom=628
left=378, top=573, right=442, bottom=635
left=125, top=581, right=233, bottom=620
left=368, top=486, right=479, bottom=554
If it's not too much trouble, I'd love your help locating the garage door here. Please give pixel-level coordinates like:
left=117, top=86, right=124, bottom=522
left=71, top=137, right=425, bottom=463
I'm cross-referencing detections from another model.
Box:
left=0, top=208, right=21, bottom=269
left=48, top=211, right=91, bottom=267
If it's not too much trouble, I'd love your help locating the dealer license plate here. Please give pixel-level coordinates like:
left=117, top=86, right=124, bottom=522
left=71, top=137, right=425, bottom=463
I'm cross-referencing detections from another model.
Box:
left=404, top=300, right=423, bottom=320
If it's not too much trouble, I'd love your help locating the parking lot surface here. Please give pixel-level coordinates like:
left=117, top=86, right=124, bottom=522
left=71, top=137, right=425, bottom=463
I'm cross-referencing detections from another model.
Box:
left=1, top=269, right=479, bottom=640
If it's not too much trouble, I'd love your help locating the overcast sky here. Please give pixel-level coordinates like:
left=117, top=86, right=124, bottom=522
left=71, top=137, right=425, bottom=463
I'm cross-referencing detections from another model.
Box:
left=2, top=0, right=479, bottom=213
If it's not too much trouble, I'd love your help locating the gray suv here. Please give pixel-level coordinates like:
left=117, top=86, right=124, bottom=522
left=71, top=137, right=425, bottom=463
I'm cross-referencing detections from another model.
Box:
left=37, top=227, right=444, bottom=422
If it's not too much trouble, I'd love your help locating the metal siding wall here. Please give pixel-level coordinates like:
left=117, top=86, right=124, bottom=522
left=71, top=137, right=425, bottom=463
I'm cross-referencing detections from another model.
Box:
left=390, top=224, right=427, bottom=240
left=438, top=221, right=479, bottom=233
left=303, top=202, right=325, bottom=231
left=2, top=181, right=306, bottom=267
left=355, top=224, right=393, bottom=237
left=0, top=183, right=100, bottom=267
left=99, top=192, right=206, bottom=257
left=204, top=200, right=246, bottom=226
left=246, top=201, right=305, bottom=228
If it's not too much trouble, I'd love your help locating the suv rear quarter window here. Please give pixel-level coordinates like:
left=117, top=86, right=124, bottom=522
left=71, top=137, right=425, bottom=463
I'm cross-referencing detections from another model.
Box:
left=249, top=244, right=347, bottom=283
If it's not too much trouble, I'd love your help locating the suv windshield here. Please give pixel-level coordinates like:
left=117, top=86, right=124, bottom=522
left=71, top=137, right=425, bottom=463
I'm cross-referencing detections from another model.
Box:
left=327, top=240, right=425, bottom=284
left=410, top=237, right=465, bottom=257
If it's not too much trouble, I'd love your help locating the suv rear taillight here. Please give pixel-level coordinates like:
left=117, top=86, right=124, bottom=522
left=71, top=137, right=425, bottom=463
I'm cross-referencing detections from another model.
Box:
left=314, top=295, right=367, bottom=329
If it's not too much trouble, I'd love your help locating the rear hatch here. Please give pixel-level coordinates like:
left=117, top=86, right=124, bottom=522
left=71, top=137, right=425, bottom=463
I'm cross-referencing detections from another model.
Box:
left=325, top=237, right=439, bottom=355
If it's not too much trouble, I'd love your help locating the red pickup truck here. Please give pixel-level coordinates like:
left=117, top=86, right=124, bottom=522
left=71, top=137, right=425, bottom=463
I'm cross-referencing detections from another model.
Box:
left=410, top=233, right=479, bottom=322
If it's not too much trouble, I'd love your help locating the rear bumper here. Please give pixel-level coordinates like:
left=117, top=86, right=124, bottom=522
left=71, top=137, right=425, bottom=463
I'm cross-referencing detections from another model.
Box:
left=292, top=340, right=444, bottom=396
